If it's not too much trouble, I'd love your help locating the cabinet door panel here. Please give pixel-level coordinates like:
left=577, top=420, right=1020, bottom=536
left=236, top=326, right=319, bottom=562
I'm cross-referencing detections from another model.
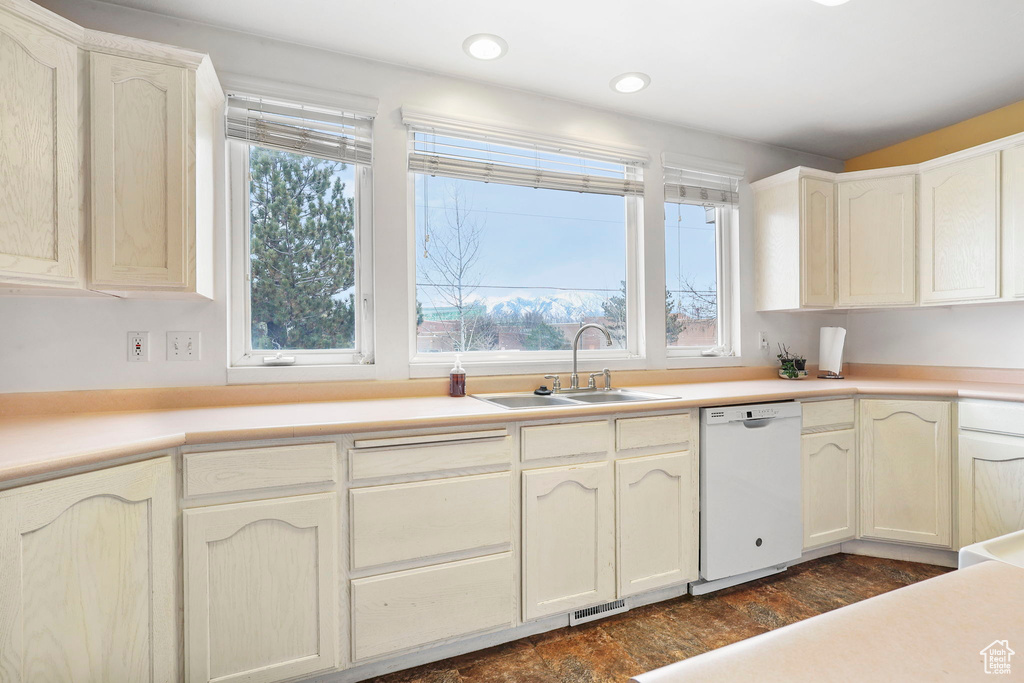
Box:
left=616, top=451, right=698, bottom=597
left=920, top=153, right=1000, bottom=303
left=91, top=52, right=190, bottom=290
left=959, top=432, right=1024, bottom=546
left=184, top=494, right=338, bottom=683
left=1003, top=144, right=1024, bottom=298
left=859, top=400, right=951, bottom=547
left=0, top=8, right=78, bottom=286
left=522, top=462, right=614, bottom=620
left=0, top=457, right=175, bottom=683
left=837, top=175, right=916, bottom=306
left=800, top=177, right=834, bottom=307
left=802, top=430, right=856, bottom=549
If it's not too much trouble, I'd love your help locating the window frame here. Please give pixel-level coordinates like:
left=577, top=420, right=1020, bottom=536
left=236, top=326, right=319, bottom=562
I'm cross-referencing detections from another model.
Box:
left=664, top=203, right=737, bottom=360
left=406, top=129, right=645, bottom=373
left=227, top=139, right=375, bottom=379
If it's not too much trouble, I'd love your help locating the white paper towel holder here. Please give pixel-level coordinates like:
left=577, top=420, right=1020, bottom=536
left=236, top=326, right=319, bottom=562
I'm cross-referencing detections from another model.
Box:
left=818, top=370, right=844, bottom=380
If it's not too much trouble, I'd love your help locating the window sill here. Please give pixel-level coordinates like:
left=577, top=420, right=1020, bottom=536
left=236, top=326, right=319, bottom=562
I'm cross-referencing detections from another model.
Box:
left=227, top=363, right=377, bottom=385
left=665, top=355, right=744, bottom=369
left=408, top=355, right=647, bottom=379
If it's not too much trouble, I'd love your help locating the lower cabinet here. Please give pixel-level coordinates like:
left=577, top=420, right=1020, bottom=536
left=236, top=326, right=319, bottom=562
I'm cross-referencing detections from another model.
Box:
left=802, top=429, right=857, bottom=548
left=616, top=451, right=698, bottom=596
left=184, top=493, right=338, bottom=683
left=351, top=553, right=514, bottom=661
left=959, top=431, right=1024, bottom=546
left=0, top=457, right=176, bottom=683
left=522, top=461, right=615, bottom=620
left=859, top=399, right=952, bottom=547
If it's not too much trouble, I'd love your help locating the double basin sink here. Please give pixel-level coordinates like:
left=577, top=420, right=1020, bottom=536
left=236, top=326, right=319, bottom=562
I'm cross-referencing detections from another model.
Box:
left=473, top=387, right=675, bottom=410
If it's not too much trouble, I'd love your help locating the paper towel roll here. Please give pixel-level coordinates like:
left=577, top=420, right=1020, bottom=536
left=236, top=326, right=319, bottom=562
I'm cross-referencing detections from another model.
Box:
left=819, top=326, right=846, bottom=375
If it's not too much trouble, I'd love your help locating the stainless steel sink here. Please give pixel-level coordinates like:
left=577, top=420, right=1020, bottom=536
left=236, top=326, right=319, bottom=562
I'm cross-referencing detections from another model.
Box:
left=473, top=388, right=675, bottom=410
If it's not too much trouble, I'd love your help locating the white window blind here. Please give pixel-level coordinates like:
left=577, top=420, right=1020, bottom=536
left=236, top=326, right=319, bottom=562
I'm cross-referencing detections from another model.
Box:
left=409, top=130, right=643, bottom=197
left=664, top=165, right=741, bottom=207
left=226, top=93, right=373, bottom=165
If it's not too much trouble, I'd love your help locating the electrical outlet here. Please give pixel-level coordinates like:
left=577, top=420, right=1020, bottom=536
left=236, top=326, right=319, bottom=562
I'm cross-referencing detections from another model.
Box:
left=759, top=331, right=770, bottom=350
left=167, top=331, right=201, bottom=361
left=127, top=331, right=149, bottom=362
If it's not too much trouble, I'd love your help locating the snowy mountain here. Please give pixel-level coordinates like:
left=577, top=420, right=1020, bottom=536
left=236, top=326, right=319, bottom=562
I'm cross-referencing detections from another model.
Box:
left=476, top=292, right=609, bottom=322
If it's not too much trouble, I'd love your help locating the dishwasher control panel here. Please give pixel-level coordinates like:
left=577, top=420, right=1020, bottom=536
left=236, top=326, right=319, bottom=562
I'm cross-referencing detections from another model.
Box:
left=701, top=401, right=801, bottom=424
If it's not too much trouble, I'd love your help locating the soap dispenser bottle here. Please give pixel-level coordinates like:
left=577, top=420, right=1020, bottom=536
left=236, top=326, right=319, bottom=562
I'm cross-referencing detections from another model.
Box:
left=449, top=354, right=466, bottom=397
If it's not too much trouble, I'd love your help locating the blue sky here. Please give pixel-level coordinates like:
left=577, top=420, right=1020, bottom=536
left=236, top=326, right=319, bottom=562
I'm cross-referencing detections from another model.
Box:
left=415, top=175, right=717, bottom=302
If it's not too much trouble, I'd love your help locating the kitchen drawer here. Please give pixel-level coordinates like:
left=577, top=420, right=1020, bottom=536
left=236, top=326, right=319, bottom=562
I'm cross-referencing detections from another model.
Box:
left=183, top=442, right=337, bottom=499
left=802, top=399, right=855, bottom=433
left=616, top=413, right=691, bottom=451
left=351, top=552, right=513, bottom=661
left=349, top=431, right=511, bottom=480
left=960, top=400, right=1024, bottom=436
left=350, top=472, right=512, bottom=570
left=521, top=420, right=608, bottom=462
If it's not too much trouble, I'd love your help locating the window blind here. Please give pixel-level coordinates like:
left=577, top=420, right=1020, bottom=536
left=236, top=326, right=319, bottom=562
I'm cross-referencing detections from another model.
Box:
left=226, top=93, right=373, bottom=165
left=664, top=165, right=740, bottom=207
left=408, top=130, right=643, bottom=197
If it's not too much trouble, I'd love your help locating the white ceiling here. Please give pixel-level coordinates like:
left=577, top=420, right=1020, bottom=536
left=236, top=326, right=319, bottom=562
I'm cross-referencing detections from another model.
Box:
left=91, top=0, right=1024, bottom=159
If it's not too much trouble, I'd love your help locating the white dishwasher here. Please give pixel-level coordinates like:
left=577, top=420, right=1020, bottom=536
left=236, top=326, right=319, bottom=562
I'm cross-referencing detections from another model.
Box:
left=692, top=401, right=802, bottom=595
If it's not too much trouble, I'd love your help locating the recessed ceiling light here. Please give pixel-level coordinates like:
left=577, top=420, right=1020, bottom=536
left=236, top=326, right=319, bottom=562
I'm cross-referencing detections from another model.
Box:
left=810, top=0, right=851, bottom=5
left=610, top=72, right=651, bottom=94
left=463, top=34, right=508, bottom=61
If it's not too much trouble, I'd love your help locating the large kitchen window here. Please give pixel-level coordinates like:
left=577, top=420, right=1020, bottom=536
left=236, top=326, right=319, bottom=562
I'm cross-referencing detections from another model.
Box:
left=227, top=93, right=374, bottom=371
left=664, top=160, right=739, bottom=356
left=409, top=126, right=644, bottom=364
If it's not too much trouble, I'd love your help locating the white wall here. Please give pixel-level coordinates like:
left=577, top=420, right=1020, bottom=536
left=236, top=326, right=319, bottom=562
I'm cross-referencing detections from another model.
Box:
left=844, top=303, right=1024, bottom=369
left=0, top=0, right=845, bottom=394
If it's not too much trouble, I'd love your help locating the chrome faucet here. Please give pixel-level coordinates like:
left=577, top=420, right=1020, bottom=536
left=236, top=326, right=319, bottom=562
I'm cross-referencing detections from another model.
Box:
left=570, top=323, right=613, bottom=390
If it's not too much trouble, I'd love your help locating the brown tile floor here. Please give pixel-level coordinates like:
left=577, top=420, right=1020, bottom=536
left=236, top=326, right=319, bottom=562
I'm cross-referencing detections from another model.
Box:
left=369, top=554, right=952, bottom=683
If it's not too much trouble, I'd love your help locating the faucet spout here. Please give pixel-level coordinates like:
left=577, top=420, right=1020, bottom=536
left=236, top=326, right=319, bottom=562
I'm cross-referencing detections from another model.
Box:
left=571, top=323, right=612, bottom=389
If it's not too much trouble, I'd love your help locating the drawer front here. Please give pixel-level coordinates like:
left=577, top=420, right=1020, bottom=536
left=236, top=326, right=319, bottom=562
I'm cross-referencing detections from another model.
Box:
left=616, top=413, right=691, bottom=451
left=350, top=472, right=512, bottom=569
left=802, top=399, right=855, bottom=433
left=351, top=553, right=513, bottom=661
left=183, top=443, right=337, bottom=498
left=960, top=400, right=1024, bottom=436
left=521, top=420, right=608, bottom=462
left=350, top=436, right=511, bottom=480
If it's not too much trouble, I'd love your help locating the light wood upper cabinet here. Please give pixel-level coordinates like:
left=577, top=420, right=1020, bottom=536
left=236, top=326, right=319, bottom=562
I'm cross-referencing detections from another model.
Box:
left=0, top=457, right=176, bottom=683
left=753, top=169, right=835, bottom=310
left=836, top=174, right=916, bottom=307
left=802, top=429, right=856, bottom=549
left=522, top=462, right=615, bottom=620
left=1002, top=143, right=1024, bottom=298
left=90, top=52, right=218, bottom=297
left=616, top=451, right=698, bottom=597
left=920, top=153, right=1000, bottom=303
left=859, top=399, right=952, bottom=548
left=184, top=493, right=338, bottom=683
left=0, top=6, right=79, bottom=289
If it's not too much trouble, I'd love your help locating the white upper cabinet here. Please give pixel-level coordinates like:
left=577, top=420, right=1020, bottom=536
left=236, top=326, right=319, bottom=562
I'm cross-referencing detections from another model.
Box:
left=753, top=168, right=835, bottom=310
left=836, top=174, right=917, bottom=307
left=90, top=51, right=219, bottom=298
left=0, top=6, right=79, bottom=289
left=1002, top=143, right=1024, bottom=298
left=919, top=152, right=1000, bottom=303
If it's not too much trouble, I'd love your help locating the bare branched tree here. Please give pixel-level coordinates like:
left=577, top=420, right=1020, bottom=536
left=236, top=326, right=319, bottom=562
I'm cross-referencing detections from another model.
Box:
left=668, top=276, right=718, bottom=345
left=419, top=182, right=495, bottom=351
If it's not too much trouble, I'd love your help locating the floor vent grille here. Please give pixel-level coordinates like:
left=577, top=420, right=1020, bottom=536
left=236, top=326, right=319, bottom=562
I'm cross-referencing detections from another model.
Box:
left=569, top=599, right=628, bottom=626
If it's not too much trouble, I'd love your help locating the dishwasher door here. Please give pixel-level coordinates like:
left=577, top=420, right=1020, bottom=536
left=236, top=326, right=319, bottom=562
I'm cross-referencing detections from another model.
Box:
left=700, top=402, right=802, bottom=582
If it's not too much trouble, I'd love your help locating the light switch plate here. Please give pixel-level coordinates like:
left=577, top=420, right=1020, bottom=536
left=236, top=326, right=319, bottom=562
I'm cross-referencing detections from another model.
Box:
left=167, top=331, right=201, bottom=361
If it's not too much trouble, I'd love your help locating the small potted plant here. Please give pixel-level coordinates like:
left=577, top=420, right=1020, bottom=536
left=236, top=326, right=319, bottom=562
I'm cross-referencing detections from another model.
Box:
left=777, top=344, right=808, bottom=379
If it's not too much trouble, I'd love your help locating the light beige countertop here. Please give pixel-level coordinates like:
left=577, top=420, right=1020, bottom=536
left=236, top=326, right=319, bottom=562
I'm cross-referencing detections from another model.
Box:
left=2, top=375, right=1023, bottom=485
left=632, top=559, right=1024, bottom=682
